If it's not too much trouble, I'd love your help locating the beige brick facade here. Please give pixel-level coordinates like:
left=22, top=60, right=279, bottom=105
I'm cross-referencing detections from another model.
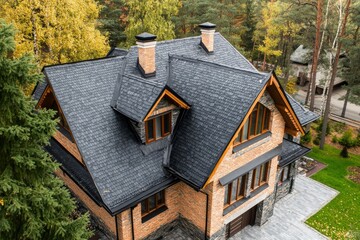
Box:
left=204, top=92, right=286, bottom=236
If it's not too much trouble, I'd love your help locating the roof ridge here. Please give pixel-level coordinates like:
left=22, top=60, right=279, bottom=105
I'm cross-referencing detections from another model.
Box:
left=217, top=34, right=259, bottom=73
left=169, top=54, right=268, bottom=78
left=123, top=73, right=164, bottom=88
left=42, top=55, right=124, bottom=71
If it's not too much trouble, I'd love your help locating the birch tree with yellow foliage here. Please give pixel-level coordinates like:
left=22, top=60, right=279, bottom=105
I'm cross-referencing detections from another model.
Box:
left=0, top=0, right=109, bottom=67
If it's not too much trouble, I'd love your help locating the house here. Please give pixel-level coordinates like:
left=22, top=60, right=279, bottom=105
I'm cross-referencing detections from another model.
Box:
left=290, top=45, right=346, bottom=94
left=33, top=23, right=319, bottom=240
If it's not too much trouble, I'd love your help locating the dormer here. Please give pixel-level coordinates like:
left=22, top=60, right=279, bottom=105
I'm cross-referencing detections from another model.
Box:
left=126, top=88, right=190, bottom=144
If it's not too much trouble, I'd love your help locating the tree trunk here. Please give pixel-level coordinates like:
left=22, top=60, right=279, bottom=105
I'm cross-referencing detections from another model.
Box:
left=320, top=0, right=351, bottom=149
left=283, top=36, right=293, bottom=87
left=309, top=0, right=324, bottom=111
left=341, top=88, right=350, bottom=117
left=262, top=52, right=267, bottom=71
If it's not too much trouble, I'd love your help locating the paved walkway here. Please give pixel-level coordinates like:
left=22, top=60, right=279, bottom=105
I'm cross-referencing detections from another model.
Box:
left=231, top=175, right=338, bottom=240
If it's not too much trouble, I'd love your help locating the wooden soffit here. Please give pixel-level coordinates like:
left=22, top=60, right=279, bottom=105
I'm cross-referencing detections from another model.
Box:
left=144, top=88, right=190, bottom=121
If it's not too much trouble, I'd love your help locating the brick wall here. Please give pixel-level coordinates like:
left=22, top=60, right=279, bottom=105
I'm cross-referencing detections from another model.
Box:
left=55, top=169, right=116, bottom=236
left=116, top=181, right=207, bottom=240
left=53, top=130, right=83, bottom=164
left=205, top=92, right=286, bottom=237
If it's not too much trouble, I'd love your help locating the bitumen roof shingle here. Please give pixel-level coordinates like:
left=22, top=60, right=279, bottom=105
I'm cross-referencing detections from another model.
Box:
left=280, top=139, right=310, bottom=167
left=38, top=32, right=318, bottom=214
left=43, top=57, right=173, bottom=213
left=287, top=93, right=320, bottom=126
left=112, top=33, right=257, bottom=121
left=168, top=55, right=270, bottom=187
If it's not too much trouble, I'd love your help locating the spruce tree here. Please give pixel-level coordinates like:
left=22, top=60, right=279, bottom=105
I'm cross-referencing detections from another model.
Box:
left=0, top=20, right=92, bottom=240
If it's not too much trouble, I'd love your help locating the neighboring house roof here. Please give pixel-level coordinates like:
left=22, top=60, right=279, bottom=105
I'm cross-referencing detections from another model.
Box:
left=37, top=32, right=317, bottom=215
left=279, top=139, right=310, bottom=167
left=286, top=93, right=320, bottom=126
left=290, top=45, right=312, bottom=64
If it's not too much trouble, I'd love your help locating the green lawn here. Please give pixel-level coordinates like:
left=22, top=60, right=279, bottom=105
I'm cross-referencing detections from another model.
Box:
left=306, top=144, right=360, bottom=239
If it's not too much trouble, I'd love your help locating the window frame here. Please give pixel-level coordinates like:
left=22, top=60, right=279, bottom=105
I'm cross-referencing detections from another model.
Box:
left=251, top=160, right=271, bottom=191
left=223, top=174, right=247, bottom=209
left=141, top=190, right=166, bottom=217
left=234, top=103, right=271, bottom=146
left=145, top=111, right=172, bottom=143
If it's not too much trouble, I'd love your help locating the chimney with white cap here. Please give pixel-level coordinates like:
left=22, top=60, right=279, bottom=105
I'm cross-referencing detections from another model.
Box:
left=199, top=22, right=216, bottom=53
left=135, top=32, right=157, bottom=77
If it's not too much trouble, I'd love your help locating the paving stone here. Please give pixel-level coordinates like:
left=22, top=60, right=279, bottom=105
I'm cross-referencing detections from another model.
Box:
left=230, top=175, right=338, bottom=240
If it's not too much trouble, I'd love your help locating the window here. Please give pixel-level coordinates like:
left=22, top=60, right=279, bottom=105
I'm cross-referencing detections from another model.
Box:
left=234, top=103, right=271, bottom=146
left=279, top=165, right=290, bottom=183
left=224, top=174, right=247, bottom=208
left=141, top=190, right=165, bottom=216
left=145, top=112, right=172, bottom=143
left=251, top=161, right=270, bottom=190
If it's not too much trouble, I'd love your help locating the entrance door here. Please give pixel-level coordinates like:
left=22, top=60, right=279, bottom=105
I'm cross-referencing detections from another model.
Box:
left=226, top=205, right=257, bottom=239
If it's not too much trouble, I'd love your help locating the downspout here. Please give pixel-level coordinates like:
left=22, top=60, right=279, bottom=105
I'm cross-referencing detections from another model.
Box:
left=201, top=190, right=209, bottom=240
left=131, top=207, right=135, bottom=240
left=115, top=215, right=119, bottom=240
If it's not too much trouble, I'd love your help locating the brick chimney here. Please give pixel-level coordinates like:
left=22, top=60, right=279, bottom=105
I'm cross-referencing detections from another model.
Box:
left=199, top=22, right=216, bottom=53
left=135, top=32, right=157, bottom=77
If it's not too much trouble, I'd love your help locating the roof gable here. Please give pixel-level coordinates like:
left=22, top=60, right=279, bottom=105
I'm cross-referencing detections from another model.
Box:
left=167, top=55, right=270, bottom=188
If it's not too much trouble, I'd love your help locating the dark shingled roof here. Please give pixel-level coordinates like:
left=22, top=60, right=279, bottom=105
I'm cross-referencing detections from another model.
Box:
left=286, top=93, right=320, bottom=126
left=279, top=139, right=310, bottom=167
left=45, top=138, right=103, bottom=205
left=43, top=57, right=173, bottom=213
left=168, top=55, right=270, bottom=187
left=37, top=32, right=319, bottom=215
left=32, top=80, right=48, bottom=101
left=112, top=33, right=257, bottom=121
left=106, top=48, right=128, bottom=57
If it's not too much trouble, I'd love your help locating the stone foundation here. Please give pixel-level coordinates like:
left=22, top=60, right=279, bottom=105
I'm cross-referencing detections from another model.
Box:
left=255, top=193, right=275, bottom=226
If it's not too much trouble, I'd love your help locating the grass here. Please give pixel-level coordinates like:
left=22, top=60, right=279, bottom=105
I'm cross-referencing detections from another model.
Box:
left=306, top=144, right=360, bottom=239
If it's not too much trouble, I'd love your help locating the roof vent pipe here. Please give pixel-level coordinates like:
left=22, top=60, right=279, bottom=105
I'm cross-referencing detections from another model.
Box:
left=135, top=32, right=157, bottom=78
left=199, top=22, right=216, bottom=53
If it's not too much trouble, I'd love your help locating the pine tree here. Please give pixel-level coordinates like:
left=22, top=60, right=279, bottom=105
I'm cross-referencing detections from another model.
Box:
left=0, top=20, right=92, bottom=240
left=97, top=0, right=127, bottom=47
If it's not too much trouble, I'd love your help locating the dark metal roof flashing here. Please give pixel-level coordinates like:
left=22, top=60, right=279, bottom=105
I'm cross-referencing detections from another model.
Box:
left=135, top=32, right=157, bottom=42
left=199, top=22, right=217, bottom=29
left=199, top=22, right=216, bottom=54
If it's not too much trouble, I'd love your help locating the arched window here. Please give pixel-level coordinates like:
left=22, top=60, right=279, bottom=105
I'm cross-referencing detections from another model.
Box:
left=234, top=103, right=271, bottom=145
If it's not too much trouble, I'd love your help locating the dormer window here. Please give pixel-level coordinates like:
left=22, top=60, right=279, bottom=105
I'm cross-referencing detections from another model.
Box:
left=145, top=112, right=172, bottom=143
left=234, top=103, right=271, bottom=146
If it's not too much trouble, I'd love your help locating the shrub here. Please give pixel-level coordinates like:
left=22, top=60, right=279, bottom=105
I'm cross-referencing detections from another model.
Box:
left=339, top=130, right=357, bottom=148
left=301, top=130, right=312, bottom=144
left=338, top=130, right=357, bottom=158
left=331, top=121, right=346, bottom=133
left=340, top=147, right=349, bottom=158
left=332, top=135, right=338, bottom=143
left=313, top=134, right=320, bottom=145
left=286, top=77, right=298, bottom=94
